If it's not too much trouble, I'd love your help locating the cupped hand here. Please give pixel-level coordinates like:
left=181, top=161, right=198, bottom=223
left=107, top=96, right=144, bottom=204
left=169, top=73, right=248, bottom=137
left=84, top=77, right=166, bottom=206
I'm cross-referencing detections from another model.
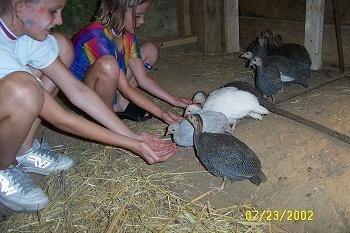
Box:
left=136, top=132, right=177, bottom=164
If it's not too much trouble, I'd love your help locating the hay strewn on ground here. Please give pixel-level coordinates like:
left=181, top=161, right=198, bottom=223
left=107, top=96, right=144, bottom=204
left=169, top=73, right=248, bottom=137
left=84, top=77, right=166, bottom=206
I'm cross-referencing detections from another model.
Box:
left=0, top=138, right=285, bottom=233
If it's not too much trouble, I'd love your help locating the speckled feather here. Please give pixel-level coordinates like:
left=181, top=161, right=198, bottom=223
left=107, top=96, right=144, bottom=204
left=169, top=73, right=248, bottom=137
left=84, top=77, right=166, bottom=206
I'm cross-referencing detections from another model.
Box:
left=189, top=114, right=267, bottom=186
left=251, top=58, right=283, bottom=97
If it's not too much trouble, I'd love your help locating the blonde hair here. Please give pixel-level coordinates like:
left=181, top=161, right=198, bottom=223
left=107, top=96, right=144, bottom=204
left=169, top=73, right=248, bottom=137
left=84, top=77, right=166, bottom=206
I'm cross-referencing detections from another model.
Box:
left=96, top=0, right=150, bottom=29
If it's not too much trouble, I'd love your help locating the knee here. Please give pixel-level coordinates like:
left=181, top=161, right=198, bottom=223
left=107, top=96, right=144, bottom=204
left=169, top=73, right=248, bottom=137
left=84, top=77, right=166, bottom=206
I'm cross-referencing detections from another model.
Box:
left=52, top=32, right=74, bottom=67
left=2, top=72, right=44, bottom=115
left=140, top=42, right=159, bottom=64
left=94, top=55, right=121, bottom=83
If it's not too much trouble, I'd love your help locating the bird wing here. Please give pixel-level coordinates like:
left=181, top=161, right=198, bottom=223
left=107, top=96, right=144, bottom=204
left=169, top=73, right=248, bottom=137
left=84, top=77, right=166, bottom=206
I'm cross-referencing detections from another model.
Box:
left=256, top=64, right=282, bottom=96
left=196, top=133, right=263, bottom=179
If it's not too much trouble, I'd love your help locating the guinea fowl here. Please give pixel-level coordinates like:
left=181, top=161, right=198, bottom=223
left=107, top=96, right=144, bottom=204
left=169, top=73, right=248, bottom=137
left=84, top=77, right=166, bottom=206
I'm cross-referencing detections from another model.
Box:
left=251, top=56, right=308, bottom=88
left=193, top=81, right=266, bottom=106
left=187, top=114, right=267, bottom=189
left=219, top=81, right=266, bottom=105
left=272, top=43, right=311, bottom=69
left=274, top=34, right=284, bottom=47
left=189, top=87, right=269, bottom=128
left=240, top=35, right=269, bottom=67
left=167, top=110, right=232, bottom=147
left=249, top=57, right=283, bottom=101
left=261, top=29, right=279, bottom=51
left=241, top=30, right=311, bottom=79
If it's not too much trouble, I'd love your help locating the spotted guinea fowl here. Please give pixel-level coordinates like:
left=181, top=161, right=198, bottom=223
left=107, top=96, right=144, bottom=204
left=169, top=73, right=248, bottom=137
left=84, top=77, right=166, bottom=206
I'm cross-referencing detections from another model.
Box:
left=189, top=87, right=269, bottom=129
left=261, top=29, right=279, bottom=51
left=167, top=110, right=232, bottom=147
left=241, top=32, right=311, bottom=79
left=240, top=35, right=269, bottom=67
left=271, top=43, right=311, bottom=69
left=249, top=57, right=283, bottom=101
left=252, top=56, right=308, bottom=88
left=187, top=114, right=267, bottom=189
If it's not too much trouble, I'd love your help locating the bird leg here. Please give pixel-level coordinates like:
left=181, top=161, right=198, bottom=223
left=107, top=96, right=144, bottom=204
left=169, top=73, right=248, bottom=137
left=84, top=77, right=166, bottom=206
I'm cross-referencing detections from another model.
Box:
left=231, top=121, right=237, bottom=131
left=218, top=177, right=227, bottom=191
left=209, top=177, right=227, bottom=192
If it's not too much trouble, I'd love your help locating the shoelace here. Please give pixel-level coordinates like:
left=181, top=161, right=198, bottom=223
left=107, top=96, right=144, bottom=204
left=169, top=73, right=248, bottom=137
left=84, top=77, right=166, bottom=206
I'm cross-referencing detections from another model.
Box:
left=33, top=142, right=60, bottom=163
left=4, top=166, right=35, bottom=194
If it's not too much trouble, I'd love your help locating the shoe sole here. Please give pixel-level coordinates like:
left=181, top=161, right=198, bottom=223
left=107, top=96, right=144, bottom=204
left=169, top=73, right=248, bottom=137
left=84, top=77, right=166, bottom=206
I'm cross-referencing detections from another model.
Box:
left=0, top=195, right=48, bottom=212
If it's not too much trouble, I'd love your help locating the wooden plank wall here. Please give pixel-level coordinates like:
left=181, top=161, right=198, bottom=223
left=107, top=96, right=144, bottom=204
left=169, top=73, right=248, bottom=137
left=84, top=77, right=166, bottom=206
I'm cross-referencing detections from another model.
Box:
left=193, top=0, right=221, bottom=53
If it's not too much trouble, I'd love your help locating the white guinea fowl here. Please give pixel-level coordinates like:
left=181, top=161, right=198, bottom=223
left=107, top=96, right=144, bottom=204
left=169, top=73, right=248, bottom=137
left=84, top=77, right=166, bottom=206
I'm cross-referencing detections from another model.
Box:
left=192, top=87, right=239, bottom=106
left=196, top=87, right=269, bottom=127
left=168, top=110, right=232, bottom=147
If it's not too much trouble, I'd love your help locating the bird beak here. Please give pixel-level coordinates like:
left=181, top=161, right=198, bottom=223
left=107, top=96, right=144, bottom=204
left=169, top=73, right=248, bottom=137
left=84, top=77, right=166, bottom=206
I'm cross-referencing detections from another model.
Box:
left=164, top=129, right=170, bottom=137
left=240, top=53, right=248, bottom=59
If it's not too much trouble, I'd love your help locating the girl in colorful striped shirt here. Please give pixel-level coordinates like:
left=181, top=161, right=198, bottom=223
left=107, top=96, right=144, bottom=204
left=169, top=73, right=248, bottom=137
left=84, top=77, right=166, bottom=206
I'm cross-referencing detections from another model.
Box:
left=71, top=0, right=192, bottom=122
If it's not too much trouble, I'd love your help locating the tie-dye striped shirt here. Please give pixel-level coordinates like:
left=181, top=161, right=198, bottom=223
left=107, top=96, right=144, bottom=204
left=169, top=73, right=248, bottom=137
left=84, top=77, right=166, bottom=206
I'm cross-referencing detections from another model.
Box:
left=70, top=20, right=141, bottom=80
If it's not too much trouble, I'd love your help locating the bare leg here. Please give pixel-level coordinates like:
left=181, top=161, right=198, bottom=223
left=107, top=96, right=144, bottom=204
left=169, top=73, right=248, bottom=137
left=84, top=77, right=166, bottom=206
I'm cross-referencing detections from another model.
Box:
left=115, top=42, right=159, bottom=111
left=17, top=33, right=74, bottom=154
left=83, top=55, right=121, bottom=110
left=0, top=73, right=44, bottom=169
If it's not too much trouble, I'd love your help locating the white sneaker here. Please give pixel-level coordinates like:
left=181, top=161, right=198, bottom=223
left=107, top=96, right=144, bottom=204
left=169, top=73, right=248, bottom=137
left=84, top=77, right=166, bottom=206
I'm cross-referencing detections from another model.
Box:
left=16, top=139, right=74, bottom=176
left=0, top=165, right=48, bottom=212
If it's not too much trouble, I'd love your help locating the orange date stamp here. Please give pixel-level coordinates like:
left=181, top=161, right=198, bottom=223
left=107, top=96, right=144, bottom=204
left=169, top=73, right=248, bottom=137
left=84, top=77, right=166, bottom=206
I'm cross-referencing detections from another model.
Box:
left=245, top=209, right=314, bottom=222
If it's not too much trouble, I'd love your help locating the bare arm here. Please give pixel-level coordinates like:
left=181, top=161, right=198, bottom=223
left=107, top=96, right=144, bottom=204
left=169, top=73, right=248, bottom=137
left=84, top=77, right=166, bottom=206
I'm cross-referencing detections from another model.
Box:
left=39, top=90, right=176, bottom=164
left=117, top=71, right=181, bottom=124
left=42, top=58, right=137, bottom=138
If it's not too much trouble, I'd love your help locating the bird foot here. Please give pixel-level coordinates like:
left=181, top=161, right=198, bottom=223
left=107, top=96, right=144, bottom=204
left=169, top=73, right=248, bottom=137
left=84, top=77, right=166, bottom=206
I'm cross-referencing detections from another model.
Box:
left=211, top=177, right=227, bottom=192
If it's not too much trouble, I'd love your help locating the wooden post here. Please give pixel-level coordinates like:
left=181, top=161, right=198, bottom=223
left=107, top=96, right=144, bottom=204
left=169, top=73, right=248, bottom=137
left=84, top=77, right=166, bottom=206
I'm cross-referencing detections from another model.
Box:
left=195, top=0, right=221, bottom=53
left=332, top=0, right=344, bottom=73
left=305, top=0, right=325, bottom=70
left=177, top=0, right=192, bottom=37
left=224, top=0, right=240, bottom=53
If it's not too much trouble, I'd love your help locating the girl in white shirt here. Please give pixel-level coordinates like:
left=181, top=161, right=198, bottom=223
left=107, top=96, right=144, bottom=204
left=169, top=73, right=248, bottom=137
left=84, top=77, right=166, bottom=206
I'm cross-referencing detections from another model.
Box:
left=0, top=0, right=177, bottom=212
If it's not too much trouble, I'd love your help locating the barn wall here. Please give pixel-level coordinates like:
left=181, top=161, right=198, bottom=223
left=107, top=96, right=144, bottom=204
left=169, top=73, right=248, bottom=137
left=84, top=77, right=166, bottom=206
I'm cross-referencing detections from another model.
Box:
left=56, top=0, right=349, bottom=67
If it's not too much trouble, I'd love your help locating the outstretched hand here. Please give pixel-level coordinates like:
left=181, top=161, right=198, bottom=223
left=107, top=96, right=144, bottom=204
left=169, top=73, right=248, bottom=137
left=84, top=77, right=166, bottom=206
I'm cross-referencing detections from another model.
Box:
left=161, top=111, right=182, bottom=124
left=173, top=97, right=192, bottom=108
left=136, top=132, right=177, bottom=164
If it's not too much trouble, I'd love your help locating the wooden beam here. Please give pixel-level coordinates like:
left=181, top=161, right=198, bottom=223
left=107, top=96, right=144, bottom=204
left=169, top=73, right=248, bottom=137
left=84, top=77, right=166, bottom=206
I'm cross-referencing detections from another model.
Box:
left=177, top=0, right=192, bottom=37
left=224, top=0, right=240, bottom=53
left=195, top=0, right=221, bottom=53
left=305, top=0, right=325, bottom=70
left=332, top=0, right=344, bottom=73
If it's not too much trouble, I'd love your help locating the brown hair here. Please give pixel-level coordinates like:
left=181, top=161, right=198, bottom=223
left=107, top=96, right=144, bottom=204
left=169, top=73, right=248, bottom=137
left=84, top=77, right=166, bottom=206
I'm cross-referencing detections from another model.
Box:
left=0, top=0, right=13, bottom=17
left=96, top=0, right=149, bottom=29
left=0, top=0, right=39, bottom=17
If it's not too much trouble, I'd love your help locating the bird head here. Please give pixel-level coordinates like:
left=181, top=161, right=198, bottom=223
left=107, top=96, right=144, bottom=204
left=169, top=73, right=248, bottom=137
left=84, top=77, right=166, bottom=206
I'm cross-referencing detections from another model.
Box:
left=165, top=122, right=180, bottom=136
left=239, top=51, right=253, bottom=60
left=183, top=104, right=201, bottom=117
left=192, top=91, right=207, bottom=106
left=249, top=57, right=263, bottom=68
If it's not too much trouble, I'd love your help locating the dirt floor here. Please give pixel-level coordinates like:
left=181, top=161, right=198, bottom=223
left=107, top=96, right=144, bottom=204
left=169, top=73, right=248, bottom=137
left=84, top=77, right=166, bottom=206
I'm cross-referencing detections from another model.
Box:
left=149, top=47, right=350, bottom=233
left=1, top=32, right=350, bottom=232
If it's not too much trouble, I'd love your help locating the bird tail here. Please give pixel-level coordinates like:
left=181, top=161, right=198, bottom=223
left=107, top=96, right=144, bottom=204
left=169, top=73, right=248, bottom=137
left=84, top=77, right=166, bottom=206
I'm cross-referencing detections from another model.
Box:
left=255, top=105, right=269, bottom=115
left=249, top=171, right=267, bottom=186
left=292, top=77, right=308, bottom=88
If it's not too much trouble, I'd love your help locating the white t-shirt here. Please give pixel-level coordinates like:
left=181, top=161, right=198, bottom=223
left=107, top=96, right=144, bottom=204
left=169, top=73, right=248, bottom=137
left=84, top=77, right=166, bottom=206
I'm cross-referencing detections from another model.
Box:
left=0, top=18, right=59, bottom=79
